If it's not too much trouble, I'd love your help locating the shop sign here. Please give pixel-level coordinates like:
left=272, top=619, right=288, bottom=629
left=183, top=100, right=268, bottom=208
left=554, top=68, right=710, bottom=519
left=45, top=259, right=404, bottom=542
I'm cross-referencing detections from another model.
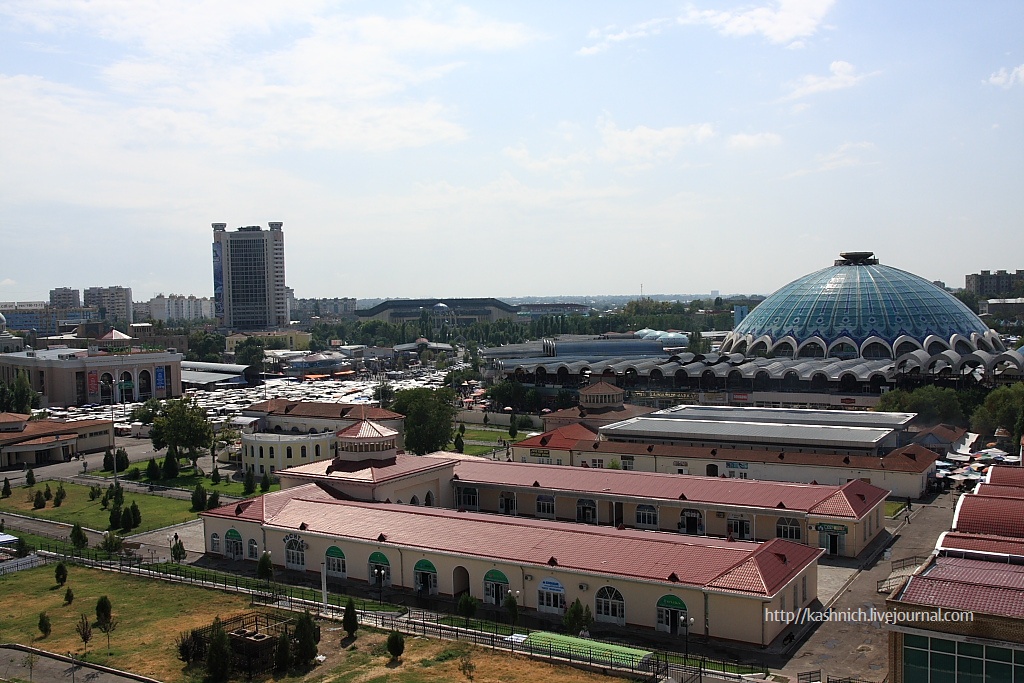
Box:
left=155, top=366, right=166, bottom=389
left=530, top=449, right=550, bottom=458
left=726, top=462, right=748, bottom=469
left=815, top=523, right=848, bottom=534
left=840, top=398, right=856, bottom=405
left=673, top=461, right=689, bottom=467
left=732, top=392, right=750, bottom=401
left=539, top=578, right=564, bottom=593
left=87, top=370, right=99, bottom=395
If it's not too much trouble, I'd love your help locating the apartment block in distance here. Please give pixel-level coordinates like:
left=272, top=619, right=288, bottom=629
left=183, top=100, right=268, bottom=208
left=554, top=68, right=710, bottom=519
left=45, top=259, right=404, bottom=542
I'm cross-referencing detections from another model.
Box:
left=212, top=222, right=288, bottom=330
left=49, top=287, right=81, bottom=309
left=83, top=286, right=133, bottom=324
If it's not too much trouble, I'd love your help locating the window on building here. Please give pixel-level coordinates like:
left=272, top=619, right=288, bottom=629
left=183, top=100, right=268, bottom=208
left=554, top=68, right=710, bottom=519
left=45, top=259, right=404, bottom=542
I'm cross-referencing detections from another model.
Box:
left=301, top=446, right=307, bottom=458
left=285, top=538, right=304, bottom=570
left=315, top=444, right=321, bottom=458
left=457, top=487, right=478, bottom=509
left=636, top=504, right=658, bottom=528
left=259, top=446, right=264, bottom=458
left=576, top=498, right=598, bottom=524
left=591, top=459, right=604, bottom=469
left=776, top=517, right=802, bottom=540
left=537, top=495, right=555, bottom=518
left=621, top=458, right=634, bottom=471
left=269, top=447, right=275, bottom=458
left=595, top=586, right=625, bottom=624
left=287, top=447, right=292, bottom=459
left=248, top=539, right=259, bottom=559
left=210, top=533, right=220, bottom=553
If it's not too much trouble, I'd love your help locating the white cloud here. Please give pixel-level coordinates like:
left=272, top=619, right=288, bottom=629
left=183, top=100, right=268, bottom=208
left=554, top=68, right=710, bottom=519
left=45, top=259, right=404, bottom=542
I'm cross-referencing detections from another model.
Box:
left=786, top=141, right=875, bottom=177
left=577, top=17, right=673, bottom=56
left=728, top=132, right=782, bottom=149
left=680, top=0, right=835, bottom=47
left=985, top=64, right=1024, bottom=88
left=596, top=119, right=715, bottom=168
left=783, top=61, right=875, bottom=100
left=0, top=278, right=16, bottom=287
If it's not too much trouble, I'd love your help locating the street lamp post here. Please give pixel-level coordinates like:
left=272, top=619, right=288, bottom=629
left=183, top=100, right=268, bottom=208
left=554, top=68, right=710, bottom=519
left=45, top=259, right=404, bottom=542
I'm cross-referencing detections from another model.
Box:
left=506, top=589, right=520, bottom=630
left=102, top=379, right=118, bottom=487
left=682, top=615, right=695, bottom=659
left=374, top=567, right=385, bottom=605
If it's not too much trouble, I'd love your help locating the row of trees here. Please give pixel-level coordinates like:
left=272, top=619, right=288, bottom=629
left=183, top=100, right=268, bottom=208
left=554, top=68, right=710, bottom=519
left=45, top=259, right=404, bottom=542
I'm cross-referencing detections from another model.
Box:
left=875, top=383, right=1024, bottom=445
left=37, top=573, right=119, bottom=658
left=0, top=374, right=40, bottom=414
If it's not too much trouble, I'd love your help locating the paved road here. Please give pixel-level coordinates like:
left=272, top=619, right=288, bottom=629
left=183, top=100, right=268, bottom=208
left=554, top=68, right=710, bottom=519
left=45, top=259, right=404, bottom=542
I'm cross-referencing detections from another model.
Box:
left=0, top=645, right=157, bottom=683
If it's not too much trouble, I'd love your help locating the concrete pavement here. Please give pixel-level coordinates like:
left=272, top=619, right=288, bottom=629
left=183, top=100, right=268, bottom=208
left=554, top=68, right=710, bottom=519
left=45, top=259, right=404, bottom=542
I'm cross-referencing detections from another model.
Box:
left=0, top=645, right=160, bottom=683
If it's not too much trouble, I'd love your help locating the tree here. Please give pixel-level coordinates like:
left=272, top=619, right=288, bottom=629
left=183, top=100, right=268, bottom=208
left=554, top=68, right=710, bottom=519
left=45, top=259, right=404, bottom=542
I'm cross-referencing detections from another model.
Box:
left=162, top=447, right=179, bottom=480
left=33, top=490, right=45, bottom=509
left=96, top=595, right=112, bottom=625
left=108, top=505, right=122, bottom=530
left=64, top=588, right=74, bottom=605
left=100, top=533, right=123, bottom=554
left=875, top=386, right=965, bottom=426
left=25, top=468, right=35, bottom=486
left=210, top=466, right=221, bottom=485
left=97, top=615, right=118, bottom=655
left=53, top=483, right=66, bottom=507
left=390, top=388, right=458, bottom=455
left=554, top=390, right=577, bottom=410
left=275, top=631, right=292, bottom=673
left=171, top=539, right=187, bottom=563
left=114, top=448, right=129, bottom=473
left=206, top=491, right=220, bottom=510
left=260, top=472, right=272, bottom=493
left=205, top=617, right=232, bottom=683
left=191, top=483, right=207, bottom=512
left=243, top=468, right=256, bottom=495
left=22, top=652, right=39, bottom=682
left=234, top=336, right=266, bottom=368
left=508, top=422, right=517, bottom=440
left=457, top=592, right=478, bottom=627
left=11, top=373, right=40, bottom=414
left=151, top=397, right=213, bottom=470
left=55, top=562, right=68, bottom=587
left=257, top=551, right=274, bottom=581
left=129, top=397, right=161, bottom=425
left=342, top=597, right=359, bottom=639
left=373, top=381, right=395, bottom=408
left=503, top=591, right=519, bottom=629
left=1, top=477, right=10, bottom=498
left=972, top=383, right=1024, bottom=439
left=70, top=523, right=88, bottom=551
left=563, top=598, right=588, bottom=635
left=386, top=631, right=405, bottom=661
left=146, top=457, right=161, bottom=481
left=129, top=500, right=142, bottom=529
left=14, top=537, right=29, bottom=557
left=76, top=613, right=93, bottom=655
left=175, top=631, right=199, bottom=665
left=453, top=433, right=464, bottom=453
left=38, top=611, right=51, bottom=638
left=293, top=611, right=319, bottom=669
left=102, top=449, right=114, bottom=471
left=459, top=653, right=476, bottom=682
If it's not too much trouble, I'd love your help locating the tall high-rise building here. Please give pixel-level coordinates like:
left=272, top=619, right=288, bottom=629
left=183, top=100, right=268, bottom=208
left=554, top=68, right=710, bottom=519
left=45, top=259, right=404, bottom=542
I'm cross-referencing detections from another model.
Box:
left=49, top=287, right=81, bottom=309
left=83, top=286, right=133, bottom=324
left=212, top=222, right=288, bottom=330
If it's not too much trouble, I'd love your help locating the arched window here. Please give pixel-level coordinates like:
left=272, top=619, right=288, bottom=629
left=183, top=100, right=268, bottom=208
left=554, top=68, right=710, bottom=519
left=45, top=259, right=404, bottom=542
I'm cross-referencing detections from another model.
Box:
left=285, top=538, right=305, bottom=570
left=287, top=447, right=293, bottom=459
left=325, top=546, right=346, bottom=578
left=777, top=517, right=801, bottom=540
left=595, top=586, right=625, bottom=625
left=636, top=504, right=658, bottom=528
left=259, top=446, right=264, bottom=458
left=424, top=491, right=435, bottom=507
left=269, top=447, right=275, bottom=458
left=315, top=444, right=321, bottom=458
left=210, top=533, right=220, bottom=553
left=301, top=446, right=307, bottom=458
left=410, top=495, right=420, bottom=506
left=248, top=539, right=259, bottom=559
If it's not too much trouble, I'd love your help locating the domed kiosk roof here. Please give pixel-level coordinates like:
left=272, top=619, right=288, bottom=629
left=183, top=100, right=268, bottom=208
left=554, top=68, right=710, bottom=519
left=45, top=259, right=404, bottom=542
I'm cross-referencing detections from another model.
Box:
left=723, top=252, right=1000, bottom=358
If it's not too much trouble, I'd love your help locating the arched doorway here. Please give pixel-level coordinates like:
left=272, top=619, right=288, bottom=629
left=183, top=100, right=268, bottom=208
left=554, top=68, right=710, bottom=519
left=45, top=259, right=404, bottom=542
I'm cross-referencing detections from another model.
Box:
left=576, top=498, right=597, bottom=524
left=679, top=509, right=704, bottom=535
left=424, top=490, right=435, bottom=507
left=452, top=565, right=470, bottom=597
left=369, top=551, right=391, bottom=586
left=100, top=373, right=114, bottom=404
left=706, top=464, right=719, bottom=477
left=537, top=577, right=566, bottom=615
left=656, top=595, right=689, bottom=635
left=284, top=537, right=305, bottom=570
left=595, top=586, right=625, bottom=625
left=138, top=369, right=152, bottom=401
left=483, top=569, right=509, bottom=605
left=119, top=371, right=135, bottom=402
left=414, top=559, right=438, bottom=595
left=325, top=546, right=346, bottom=579
left=225, top=529, right=243, bottom=560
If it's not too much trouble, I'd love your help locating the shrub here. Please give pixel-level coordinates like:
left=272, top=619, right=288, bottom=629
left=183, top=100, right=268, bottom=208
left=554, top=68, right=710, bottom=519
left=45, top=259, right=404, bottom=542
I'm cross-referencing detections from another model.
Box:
left=25, top=468, right=35, bottom=486
left=108, top=505, right=122, bottom=530
left=32, top=490, right=45, bottom=509
left=125, top=467, right=142, bottom=481
left=206, top=491, right=220, bottom=510
left=211, top=466, right=221, bottom=485
left=256, top=552, right=274, bottom=581
left=64, top=588, right=74, bottom=605
left=1, top=477, right=10, bottom=498
left=162, top=449, right=179, bottom=479
left=275, top=631, right=292, bottom=673
left=205, top=618, right=231, bottom=682
left=38, top=612, right=51, bottom=638
left=342, top=597, right=358, bottom=638
left=53, top=483, right=66, bottom=507
left=96, top=595, right=112, bottom=625
left=43, top=483, right=52, bottom=500
left=190, top=484, right=207, bottom=512
left=146, top=458, right=161, bottom=481
left=293, top=611, right=319, bottom=669
left=70, top=523, right=88, bottom=550
left=55, top=562, right=68, bottom=586
left=386, top=631, right=405, bottom=660
left=129, top=500, right=141, bottom=528
left=115, top=448, right=129, bottom=473
left=243, top=468, right=256, bottom=495
left=260, top=472, right=272, bottom=493
left=88, top=485, right=102, bottom=501
left=175, top=630, right=198, bottom=664
left=102, top=449, right=114, bottom=471
left=14, top=537, right=29, bottom=558
left=457, top=592, right=478, bottom=626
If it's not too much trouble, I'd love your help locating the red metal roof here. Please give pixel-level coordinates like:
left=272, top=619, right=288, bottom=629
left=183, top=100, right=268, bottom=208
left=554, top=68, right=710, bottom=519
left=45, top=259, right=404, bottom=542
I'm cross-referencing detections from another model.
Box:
left=336, top=419, right=397, bottom=440
left=245, top=399, right=403, bottom=421
left=972, top=483, right=1024, bottom=499
left=517, top=423, right=598, bottom=451
left=210, top=487, right=819, bottom=596
left=938, top=531, right=1024, bottom=557
left=987, top=466, right=1024, bottom=487
left=578, top=382, right=623, bottom=395
left=451, top=458, right=885, bottom=519
left=953, top=494, right=1024, bottom=538
left=897, top=555, right=1024, bottom=619
left=279, top=454, right=455, bottom=486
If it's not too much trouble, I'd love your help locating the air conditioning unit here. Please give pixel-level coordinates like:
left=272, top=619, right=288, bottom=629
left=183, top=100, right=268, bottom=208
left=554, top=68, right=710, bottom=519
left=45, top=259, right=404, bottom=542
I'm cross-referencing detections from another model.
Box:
left=578, top=583, right=589, bottom=591
left=524, top=574, right=533, bottom=581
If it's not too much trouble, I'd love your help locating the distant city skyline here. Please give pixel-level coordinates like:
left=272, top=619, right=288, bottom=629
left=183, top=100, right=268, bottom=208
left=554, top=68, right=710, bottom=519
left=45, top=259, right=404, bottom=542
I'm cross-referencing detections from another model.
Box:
left=2, top=2, right=1021, bottom=301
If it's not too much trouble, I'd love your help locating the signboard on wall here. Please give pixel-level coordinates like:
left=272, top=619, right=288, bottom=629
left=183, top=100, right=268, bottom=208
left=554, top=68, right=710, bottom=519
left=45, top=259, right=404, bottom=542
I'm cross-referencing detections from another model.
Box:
left=155, top=366, right=165, bottom=390
left=726, top=462, right=748, bottom=469
left=87, top=370, right=99, bottom=395
left=539, top=578, right=564, bottom=593
left=815, top=523, right=848, bottom=534
left=212, top=242, right=224, bottom=319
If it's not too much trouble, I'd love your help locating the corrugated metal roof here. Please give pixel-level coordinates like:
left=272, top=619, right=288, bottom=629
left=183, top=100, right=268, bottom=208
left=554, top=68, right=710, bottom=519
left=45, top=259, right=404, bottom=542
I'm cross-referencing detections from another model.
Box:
left=600, top=417, right=892, bottom=449
left=651, top=405, right=915, bottom=429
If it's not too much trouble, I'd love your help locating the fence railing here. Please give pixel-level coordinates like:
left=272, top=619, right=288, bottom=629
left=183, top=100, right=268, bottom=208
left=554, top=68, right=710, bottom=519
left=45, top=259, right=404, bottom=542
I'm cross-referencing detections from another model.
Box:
left=891, top=556, right=926, bottom=573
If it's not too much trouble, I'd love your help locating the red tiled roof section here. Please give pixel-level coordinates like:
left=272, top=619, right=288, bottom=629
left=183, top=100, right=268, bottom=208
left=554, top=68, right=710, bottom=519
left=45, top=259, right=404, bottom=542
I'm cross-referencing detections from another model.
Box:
left=259, top=497, right=817, bottom=594
left=924, top=556, right=1024, bottom=588
left=0, top=412, right=30, bottom=423
left=578, top=382, right=623, bottom=396
left=898, top=574, right=1024, bottom=620
left=0, top=418, right=110, bottom=447
left=245, top=400, right=403, bottom=421
left=937, top=532, right=1024, bottom=557
left=987, top=466, right=1024, bottom=487
left=954, top=495, right=1024, bottom=538
left=708, top=539, right=822, bottom=595
left=452, top=458, right=885, bottom=518
left=913, top=424, right=967, bottom=444
left=337, top=420, right=397, bottom=439
left=809, top=479, right=888, bottom=518
left=972, top=484, right=1024, bottom=499
left=517, top=423, right=598, bottom=451
left=282, top=454, right=455, bottom=484
left=543, top=404, right=655, bottom=421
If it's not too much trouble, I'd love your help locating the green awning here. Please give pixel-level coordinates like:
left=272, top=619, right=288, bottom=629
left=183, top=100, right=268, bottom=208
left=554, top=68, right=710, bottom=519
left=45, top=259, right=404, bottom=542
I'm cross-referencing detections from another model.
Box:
left=326, top=546, right=345, bottom=559
left=414, top=559, right=437, bottom=574
left=369, top=551, right=390, bottom=566
left=657, top=594, right=687, bottom=610
left=484, top=569, right=509, bottom=584
left=226, top=529, right=242, bottom=541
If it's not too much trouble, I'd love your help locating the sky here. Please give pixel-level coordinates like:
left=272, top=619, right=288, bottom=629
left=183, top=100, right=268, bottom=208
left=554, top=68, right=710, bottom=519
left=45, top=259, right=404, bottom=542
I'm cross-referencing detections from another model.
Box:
left=1, top=1, right=1022, bottom=303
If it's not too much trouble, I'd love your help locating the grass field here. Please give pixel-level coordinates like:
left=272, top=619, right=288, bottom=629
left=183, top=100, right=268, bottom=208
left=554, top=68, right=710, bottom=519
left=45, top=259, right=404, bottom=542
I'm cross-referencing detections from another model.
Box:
left=459, top=429, right=531, bottom=444
left=0, top=566, right=631, bottom=683
left=0, top=481, right=197, bottom=532
left=92, top=465, right=280, bottom=498
left=0, top=564, right=251, bottom=681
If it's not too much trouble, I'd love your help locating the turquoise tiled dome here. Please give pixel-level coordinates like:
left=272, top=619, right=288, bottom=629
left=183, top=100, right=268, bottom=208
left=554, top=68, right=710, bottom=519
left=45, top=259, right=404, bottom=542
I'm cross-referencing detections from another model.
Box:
left=722, top=253, right=999, bottom=358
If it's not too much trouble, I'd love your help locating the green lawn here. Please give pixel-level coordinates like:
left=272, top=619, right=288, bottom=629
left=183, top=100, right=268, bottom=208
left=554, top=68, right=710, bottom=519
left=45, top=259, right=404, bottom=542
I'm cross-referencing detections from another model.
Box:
left=459, top=429, right=531, bottom=444
left=885, top=500, right=907, bottom=517
left=0, top=481, right=198, bottom=532
left=521, top=632, right=652, bottom=669
left=93, top=465, right=279, bottom=498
